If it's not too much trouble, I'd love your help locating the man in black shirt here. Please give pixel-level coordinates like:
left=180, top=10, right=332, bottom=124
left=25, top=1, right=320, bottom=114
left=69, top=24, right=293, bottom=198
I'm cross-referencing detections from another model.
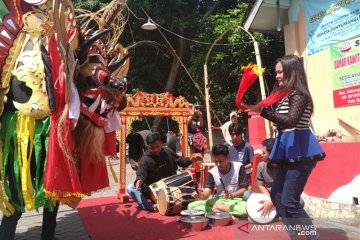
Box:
left=126, top=132, right=195, bottom=211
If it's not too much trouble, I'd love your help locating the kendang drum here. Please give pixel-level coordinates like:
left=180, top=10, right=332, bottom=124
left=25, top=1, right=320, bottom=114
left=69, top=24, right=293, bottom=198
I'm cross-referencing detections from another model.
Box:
left=149, top=171, right=194, bottom=203
left=246, top=193, right=277, bottom=224
left=157, top=186, right=196, bottom=215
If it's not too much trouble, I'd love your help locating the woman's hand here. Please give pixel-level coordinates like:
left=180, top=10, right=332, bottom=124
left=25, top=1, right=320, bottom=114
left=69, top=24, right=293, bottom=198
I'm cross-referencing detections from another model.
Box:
left=242, top=103, right=263, bottom=113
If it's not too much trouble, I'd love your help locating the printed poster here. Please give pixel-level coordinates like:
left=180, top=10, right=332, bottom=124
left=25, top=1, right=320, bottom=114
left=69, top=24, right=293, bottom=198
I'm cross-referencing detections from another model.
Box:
left=304, top=0, right=360, bottom=55
left=330, top=37, right=360, bottom=108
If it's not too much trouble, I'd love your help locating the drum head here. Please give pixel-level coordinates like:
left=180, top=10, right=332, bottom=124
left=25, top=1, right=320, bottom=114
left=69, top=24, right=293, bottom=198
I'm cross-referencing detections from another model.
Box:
left=246, top=193, right=277, bottom=224
left=157, top=188, right=169, bottom=215
left=149, top=180, right=166, bottom=203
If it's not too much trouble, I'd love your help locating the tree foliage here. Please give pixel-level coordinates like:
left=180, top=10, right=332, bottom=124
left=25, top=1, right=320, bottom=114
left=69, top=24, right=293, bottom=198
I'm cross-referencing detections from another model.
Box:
left=73, top=0, right=285, bottom=132
left=121, top=0, right=241, bottom=95
left=174, top=3, right=285, bottom=125
left=73, top=0, right=109, bottom=10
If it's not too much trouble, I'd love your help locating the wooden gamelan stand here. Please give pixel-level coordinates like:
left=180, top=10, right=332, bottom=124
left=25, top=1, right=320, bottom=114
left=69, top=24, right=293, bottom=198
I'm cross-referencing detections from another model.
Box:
left=116, top=92, right=193, bottom=202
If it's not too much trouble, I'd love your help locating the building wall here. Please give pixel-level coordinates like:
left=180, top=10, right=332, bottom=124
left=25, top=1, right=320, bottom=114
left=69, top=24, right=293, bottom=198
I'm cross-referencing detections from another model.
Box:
left=283, top=6, right=360, bottom=139
left=281, top=2, right=360, bottom=205
left=304, top=142, right=360, bottom=204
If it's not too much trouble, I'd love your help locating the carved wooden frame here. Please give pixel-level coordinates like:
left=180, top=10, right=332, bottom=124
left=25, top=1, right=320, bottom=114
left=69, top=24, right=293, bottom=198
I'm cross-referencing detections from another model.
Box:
left=117, top=92, right=192, bottom=197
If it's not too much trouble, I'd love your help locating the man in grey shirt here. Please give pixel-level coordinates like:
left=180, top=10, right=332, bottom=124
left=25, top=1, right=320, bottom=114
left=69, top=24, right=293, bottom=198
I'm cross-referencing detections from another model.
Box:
left=243, top=138, right=277, bottom=216
left=257, top=138, right=278, bottom=192
left=256, top=138, right=278, bottom=216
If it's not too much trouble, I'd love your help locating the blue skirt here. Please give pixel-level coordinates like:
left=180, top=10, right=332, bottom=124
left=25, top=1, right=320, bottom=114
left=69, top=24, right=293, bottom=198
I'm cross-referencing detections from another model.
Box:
left=269, top=128, right=326, bottom=163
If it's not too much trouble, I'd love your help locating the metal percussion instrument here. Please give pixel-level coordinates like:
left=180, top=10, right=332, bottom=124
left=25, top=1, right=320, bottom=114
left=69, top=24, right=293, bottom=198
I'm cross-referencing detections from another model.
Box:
left=180, top=216, right=208, bottom=231
left=206, top=212, right=233, bottom=227
left=180, top=209, right=206, bottom=217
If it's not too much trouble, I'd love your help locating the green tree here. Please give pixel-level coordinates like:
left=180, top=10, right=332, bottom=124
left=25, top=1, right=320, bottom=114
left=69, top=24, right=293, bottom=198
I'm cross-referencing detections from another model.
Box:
left=73, top=0, right=109, bottom=10
left=73, top=0, right=284, bottom=133
left=122, top=0, right=242, bottom=130
left=174, top=3, right=284, bottom=126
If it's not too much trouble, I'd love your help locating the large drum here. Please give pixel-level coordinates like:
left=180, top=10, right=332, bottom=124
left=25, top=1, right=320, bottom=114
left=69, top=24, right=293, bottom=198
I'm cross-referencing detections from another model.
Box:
left=149, top=171, right=194, bottom=203
left=246, top=193, right=277, bottom=224
left=157, top=186, right=196, bottom=215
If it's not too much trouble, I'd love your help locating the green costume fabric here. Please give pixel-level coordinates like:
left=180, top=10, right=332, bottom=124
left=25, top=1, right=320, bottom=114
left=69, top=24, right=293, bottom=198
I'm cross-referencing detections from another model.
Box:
left=0, top=111, right=53, bottom=213
left=187, top=196, right=247, bottom=216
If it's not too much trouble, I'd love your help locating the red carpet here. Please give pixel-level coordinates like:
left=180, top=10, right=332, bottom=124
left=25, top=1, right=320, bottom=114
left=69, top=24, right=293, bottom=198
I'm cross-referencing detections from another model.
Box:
left=77, top=197, right=351, bottom=240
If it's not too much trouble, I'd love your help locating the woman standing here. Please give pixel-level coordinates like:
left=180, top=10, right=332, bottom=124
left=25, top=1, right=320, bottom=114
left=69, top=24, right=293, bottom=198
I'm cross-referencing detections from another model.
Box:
left=245, top=55, right=325, bottom=240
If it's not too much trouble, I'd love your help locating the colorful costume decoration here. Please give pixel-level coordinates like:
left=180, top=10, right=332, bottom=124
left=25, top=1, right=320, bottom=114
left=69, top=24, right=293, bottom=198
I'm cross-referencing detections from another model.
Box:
left=235, top=63, right=290, bottom=110
left=0, top=0, right=130, bottom=216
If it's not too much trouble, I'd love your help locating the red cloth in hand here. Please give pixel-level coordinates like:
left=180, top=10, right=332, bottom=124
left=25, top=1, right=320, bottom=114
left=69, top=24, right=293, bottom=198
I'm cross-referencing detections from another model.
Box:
left=236, top=66, right=260, bottom=110
left=257, top=90, right=291, bottom=108
left=235, top=64, right=291, bottom=110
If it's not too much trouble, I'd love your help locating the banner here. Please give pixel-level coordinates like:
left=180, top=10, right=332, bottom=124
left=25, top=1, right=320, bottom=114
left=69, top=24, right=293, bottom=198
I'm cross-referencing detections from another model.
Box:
left=304, top=0, right=360, bottom=55
left=330, top=37, right=360, bottom=108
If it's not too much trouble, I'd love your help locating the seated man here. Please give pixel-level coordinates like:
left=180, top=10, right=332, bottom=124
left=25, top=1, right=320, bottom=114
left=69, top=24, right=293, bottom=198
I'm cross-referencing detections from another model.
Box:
left=126, top=132, right=195, bottom=211
left=224, top=123, right=254, bottom=175
left=245, top=138, right=277, bottom=217
left=188, top=144, right=249, bottom=215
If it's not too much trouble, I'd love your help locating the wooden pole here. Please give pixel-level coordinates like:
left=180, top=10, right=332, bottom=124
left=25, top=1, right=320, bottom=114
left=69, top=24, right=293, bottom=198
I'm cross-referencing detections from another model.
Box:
left=253, top=41, right=270, bottom=138
left=204, top=64, right=213, bottom=150
left=204, top=28, right=233, bottom=150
